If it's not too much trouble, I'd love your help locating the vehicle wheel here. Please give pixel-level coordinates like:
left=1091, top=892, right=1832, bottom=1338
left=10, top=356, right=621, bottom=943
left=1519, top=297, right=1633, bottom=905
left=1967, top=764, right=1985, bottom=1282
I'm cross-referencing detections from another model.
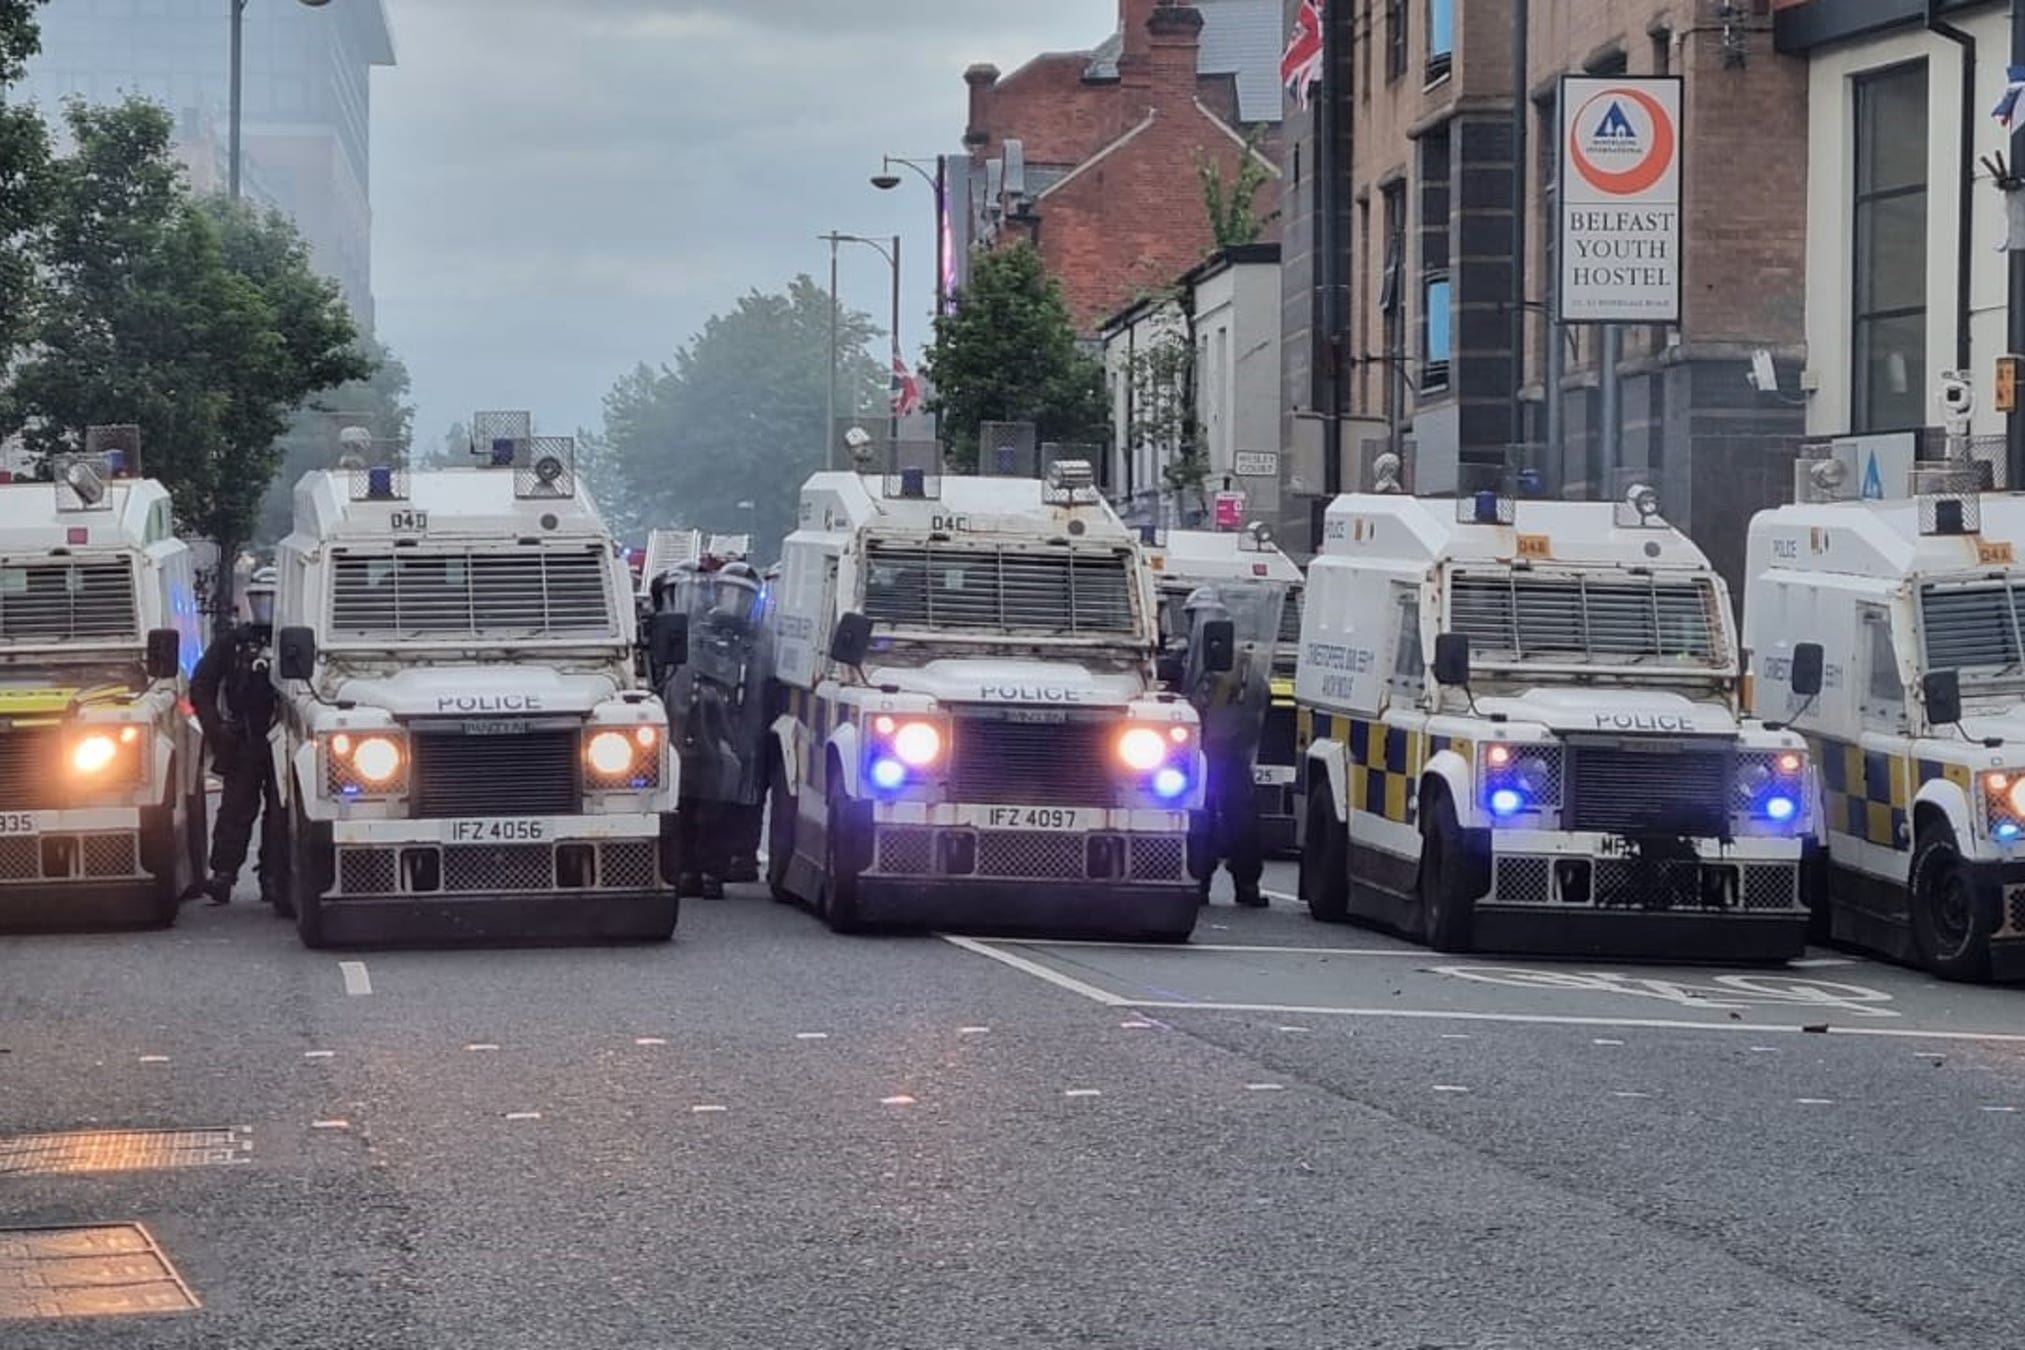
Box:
left=290, top=801, right=327, bottom=950
left=766, top=756, right=797, bottom=904
left=1799, top=842, right=1830, bottom=944
left=1908, top=821, right=1994, bottom=981
left=822, top=787, right=863, bottom=935
left=1419, top=791, right=1474, bottom=954
left=1299, top=790, right=1350, bottom=923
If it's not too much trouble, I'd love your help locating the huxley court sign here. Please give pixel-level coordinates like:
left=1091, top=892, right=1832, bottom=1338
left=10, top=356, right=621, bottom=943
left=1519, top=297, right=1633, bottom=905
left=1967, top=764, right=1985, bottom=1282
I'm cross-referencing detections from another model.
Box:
left=1558, top=75, right=1683, bottom=324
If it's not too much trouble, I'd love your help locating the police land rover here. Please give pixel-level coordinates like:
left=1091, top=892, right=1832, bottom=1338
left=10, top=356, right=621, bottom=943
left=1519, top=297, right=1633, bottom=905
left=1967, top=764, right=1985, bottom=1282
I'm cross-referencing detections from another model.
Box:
left=1295, top=479, right=1814, bottom=959
left=1145, top=525, right=1304, bottom=853
left=1745, top=387, right=2025, bottom=980
left=0, top=431, right=205, bottom=930
left=269, top=414, right=678, bottom=947
left=765, top=453, right=1210, bottom=941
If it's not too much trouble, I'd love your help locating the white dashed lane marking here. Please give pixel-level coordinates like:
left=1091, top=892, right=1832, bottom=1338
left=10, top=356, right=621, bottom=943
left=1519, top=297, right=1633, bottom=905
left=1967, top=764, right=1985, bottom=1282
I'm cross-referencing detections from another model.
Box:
left=691, top=1105, right=728, bottom=1115
left=1432, top=1085, right=1471, bottom=1094
left=1796, top=1098, right=1835, bottom=1106
left=311, top=1120, right=349, bottom=1131
left=503, top=1112, right=542, bottom=1121
left=303, top=1050, right=335, bottom=1060
left=465, top=1043, right=500, bottom=1053
left=881, top=1095, right=917, bottom=1106
left=795, top=1032, right=829, bottom=1041
left=634, top=1037, right=667, bottom=1047
left=338, top=961, right=372, bottom=997
left=1244, top=1083, right=1285, bottom=1093
left=1063, top=1089, right=1101, bottom=1098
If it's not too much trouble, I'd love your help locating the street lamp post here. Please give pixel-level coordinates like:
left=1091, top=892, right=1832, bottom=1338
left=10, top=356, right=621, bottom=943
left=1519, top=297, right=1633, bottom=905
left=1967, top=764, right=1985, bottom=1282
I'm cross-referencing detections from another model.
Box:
left=820, top=232, right=903, bottom=466
left=230, top=0, right=331, bottom=200
left=871, top=154, right=947, bottom=321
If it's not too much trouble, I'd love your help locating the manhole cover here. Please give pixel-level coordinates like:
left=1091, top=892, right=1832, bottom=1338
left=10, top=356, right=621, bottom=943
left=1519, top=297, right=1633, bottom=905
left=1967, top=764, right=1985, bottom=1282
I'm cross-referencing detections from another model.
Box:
left=0, top=1128, right=250, bottom=1177
left=0, top=1224, right=198, bottom=1320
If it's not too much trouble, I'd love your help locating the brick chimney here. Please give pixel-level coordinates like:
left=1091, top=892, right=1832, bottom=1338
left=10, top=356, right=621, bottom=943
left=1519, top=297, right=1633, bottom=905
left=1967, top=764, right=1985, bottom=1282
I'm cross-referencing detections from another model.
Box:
left=964, top=63, right=999, bottom=151
left=1120, top=1, right=1203, bottom=92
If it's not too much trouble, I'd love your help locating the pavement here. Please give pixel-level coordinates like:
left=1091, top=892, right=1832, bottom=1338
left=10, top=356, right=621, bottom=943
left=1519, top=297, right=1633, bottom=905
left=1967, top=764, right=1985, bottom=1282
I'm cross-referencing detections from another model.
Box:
left=1, top=857, right=2021, bottom=1349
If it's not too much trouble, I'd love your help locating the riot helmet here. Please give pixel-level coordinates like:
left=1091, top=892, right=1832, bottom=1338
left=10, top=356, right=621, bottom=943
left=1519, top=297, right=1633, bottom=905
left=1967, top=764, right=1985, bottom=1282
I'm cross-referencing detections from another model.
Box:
left=244, top=566, right=278, bottom=631
left=708, top=563, right=763, bottom=626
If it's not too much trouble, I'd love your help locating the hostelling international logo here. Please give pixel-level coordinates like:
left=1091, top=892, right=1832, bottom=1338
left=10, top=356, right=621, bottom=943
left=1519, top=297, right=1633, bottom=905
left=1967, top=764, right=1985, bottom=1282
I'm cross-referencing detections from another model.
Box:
left=1568, top=86, right=1676, bottom=196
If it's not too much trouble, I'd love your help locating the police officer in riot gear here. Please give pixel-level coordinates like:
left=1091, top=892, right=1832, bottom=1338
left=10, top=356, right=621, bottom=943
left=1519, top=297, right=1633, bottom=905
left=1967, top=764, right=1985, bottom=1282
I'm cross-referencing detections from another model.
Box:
left=658, top=561, right=770, bottom=897
left=1180, top=585, right=1270, bottom=908
left=184, top=569, right=284, bottom=906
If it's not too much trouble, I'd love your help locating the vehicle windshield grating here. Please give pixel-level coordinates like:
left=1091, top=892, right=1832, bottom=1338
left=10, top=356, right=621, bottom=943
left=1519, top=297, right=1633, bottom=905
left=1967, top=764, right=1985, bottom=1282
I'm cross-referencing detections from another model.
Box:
left=0, top=562, right=137, bottom=643
left=863, top=542, right=1136, bottom=636
left=329, top=548, right=616, bottom=641
left=1448, top=572, right=1723, bottom=664
left=1920, top=583, right=2025, bottom=673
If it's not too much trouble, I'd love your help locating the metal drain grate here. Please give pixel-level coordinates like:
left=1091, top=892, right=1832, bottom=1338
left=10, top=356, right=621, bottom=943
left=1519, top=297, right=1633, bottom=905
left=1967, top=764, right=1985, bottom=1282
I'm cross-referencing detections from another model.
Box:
left=0, top=1128, right=251, bottom=1177
left=0, top=1224, right=199, bottom=1319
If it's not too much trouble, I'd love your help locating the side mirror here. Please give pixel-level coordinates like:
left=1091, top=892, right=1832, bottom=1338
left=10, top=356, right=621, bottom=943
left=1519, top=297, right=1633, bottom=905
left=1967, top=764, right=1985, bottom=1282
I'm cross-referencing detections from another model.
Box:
left=276, top=626, right=316, bottom=682
left=1923, top=669, right=1963, bottom=728
left=1433, top=633, right=1471, bottom=687
left=1789, top=642, right=1825, bottom=698
left=145, top=627, right=181, bottom=681
left=1198, top=619, right=1236, bottom=674
left=649, top=612, right=689, bottom=673
left=830, top=611, right=874, bottom=667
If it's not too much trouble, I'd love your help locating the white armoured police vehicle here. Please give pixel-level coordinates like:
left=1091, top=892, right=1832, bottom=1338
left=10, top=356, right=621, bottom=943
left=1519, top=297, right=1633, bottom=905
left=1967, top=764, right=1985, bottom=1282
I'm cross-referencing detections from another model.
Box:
left=0, top=438, right=203, bottom=929
left=1296, top=484, right=1814, bottom=959
left=1746, top=422, right=2025, bottom=980
left=767, top=456, right=1210, bottom=940
left=1146, top=525, right=1304, bottom=853
left=270, top=416, right=679, bottom=947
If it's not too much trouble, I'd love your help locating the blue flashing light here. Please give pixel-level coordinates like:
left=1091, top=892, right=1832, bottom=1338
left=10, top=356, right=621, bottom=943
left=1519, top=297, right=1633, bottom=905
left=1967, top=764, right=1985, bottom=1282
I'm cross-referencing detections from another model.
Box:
left=104, top=449, right=128, bottom=477
left=1152, top=767, right=1189, bottom=800
left=1764, top=794, right=1797, bottom=824
left=870, top=757, right=907, bottom=791
left=1472, top=490, right=1502, bottom=524
left=1489, top=787, right=1524, bottom=818
left=1999, top=821, right=2022, bottom=842
left=490, top=438, right=516, bottom=467
left=341, top=785, right=360, bottom=798
left=899, top=466, right=926, bottom=498
left=366, top=464, right=394, bottom=499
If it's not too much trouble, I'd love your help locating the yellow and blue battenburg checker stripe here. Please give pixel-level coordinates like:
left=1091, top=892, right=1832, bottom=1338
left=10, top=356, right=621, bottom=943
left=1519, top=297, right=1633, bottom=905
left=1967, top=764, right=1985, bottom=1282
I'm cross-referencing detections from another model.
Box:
left=784, top=685, right=843, bottom=796
left=1298, top=708, right=1471, bottom=825
left=1812, top=735, right=1972, bottom=851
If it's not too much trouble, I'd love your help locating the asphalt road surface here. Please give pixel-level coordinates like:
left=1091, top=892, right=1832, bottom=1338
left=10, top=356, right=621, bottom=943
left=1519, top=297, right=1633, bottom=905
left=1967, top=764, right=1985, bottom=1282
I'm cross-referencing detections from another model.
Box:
left=3, top=858, right=2022, bottom=1349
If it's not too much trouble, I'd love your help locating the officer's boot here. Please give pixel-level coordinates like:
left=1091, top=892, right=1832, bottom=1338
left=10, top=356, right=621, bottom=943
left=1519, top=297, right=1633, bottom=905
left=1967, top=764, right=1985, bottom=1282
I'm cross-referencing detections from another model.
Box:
left=1233, top=879, right=1267, bottom=908
left=677, top=873, right=707, bottom=899
left=699, top=876, right=726, bottom=900
left=202, top=873, right=233, bottom=906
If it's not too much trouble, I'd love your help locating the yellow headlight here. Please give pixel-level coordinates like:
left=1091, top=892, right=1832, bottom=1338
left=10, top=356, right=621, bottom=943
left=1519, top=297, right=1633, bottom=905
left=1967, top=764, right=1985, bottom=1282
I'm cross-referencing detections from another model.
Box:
left=1117, top=726, right=1168, bottom=772
left=72, top=734, right=119, bottom=774
left=586, top=730, right=635, bottom=777
left=352, top=736, right=403, bottom=785
left=892, top=722, right=943, bottom=767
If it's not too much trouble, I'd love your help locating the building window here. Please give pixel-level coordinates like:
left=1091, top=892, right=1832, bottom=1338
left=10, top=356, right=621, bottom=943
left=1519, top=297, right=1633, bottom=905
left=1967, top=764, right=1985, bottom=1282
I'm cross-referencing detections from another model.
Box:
left=1381, top=180, right=1407, bottom=437
left=1422, top=275, right=1452, bottom=391
left=1385, top=0, right=1408, bottom=83
left=1852, top=61, right=1929, bottom=433
left=1426, top=0, right=1452, bottom=82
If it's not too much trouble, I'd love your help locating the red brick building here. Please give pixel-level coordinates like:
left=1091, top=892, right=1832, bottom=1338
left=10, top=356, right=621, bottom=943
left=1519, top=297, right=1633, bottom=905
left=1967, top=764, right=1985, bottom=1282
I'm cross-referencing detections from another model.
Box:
left=956, top=0, right=1285, bottom=334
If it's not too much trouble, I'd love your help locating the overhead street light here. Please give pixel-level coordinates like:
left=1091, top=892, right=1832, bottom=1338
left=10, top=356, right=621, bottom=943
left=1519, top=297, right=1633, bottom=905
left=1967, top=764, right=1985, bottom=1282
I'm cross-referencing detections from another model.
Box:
left=869, top=154, right=950, bottom=320
left=231, top=0, right=334, bottom=201
left=821, top=232, right=903, bottom=471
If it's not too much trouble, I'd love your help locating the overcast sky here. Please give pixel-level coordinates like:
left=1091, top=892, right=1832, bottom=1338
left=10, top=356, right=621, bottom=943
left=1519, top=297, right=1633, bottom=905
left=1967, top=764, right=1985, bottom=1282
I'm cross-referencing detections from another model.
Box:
left=373, top=0, right=1112, bottom=449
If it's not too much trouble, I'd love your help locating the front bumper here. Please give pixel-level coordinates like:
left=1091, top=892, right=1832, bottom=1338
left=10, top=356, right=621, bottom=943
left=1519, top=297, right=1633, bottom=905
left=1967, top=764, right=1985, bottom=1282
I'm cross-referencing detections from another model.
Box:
left=1470, top=829, right=1809, bottom=960
left=319, top=814, right=673, bottom=919
left=856, top=803, right=1197, bottom=939
left=312, top=888, right=678, bottom=947
left=0, top=806, right=172, bottom=931
left=1968, top=858, right=2025, bottom=981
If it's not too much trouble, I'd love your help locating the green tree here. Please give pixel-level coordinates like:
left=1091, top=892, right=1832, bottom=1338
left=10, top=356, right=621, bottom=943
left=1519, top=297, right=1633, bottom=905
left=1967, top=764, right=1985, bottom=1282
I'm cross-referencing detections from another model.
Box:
left=0, top=0, right=50, bottom=408
left=254, top=335, right=414, bottom=544
left=2, top=100, right=368, bottom=618
left=1126, top=328, right=1204, bottom=510
left=925, top=242, right=1106, bottom=469
left=594, top=276, right=882, bottom=552
left=1197, top=130, right=1276, bottom=250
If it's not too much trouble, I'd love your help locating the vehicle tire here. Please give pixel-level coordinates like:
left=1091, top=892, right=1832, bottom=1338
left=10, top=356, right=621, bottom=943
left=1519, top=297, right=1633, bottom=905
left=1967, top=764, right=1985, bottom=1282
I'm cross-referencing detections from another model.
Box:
left=822, top=786, right=863, bottom=935
left=1908, top=820, right=1994, bottom=981
left=1299, top=789, right=1350, bottom=923
left=1799, top=842, right=1830, bottom=944
left=290, top=801, right=327, bottom=950
left=766, top=756, right=797, bottom=905
left=1419, top=791, right=1475, bottom=954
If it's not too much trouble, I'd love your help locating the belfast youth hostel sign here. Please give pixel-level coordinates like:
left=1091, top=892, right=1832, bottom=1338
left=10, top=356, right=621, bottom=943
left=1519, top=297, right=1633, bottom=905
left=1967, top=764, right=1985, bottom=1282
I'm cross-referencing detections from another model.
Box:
left=1557, top=75, right=1682, bottom=324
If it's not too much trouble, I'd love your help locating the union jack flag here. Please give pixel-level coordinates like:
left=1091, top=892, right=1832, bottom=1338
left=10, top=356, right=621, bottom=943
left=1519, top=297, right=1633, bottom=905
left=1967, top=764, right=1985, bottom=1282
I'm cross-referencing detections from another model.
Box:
left=891, top=355, right=923, bottom=418
left=1996, top=65, right=2025, bottom=131
left=1281, top=0, right=1325, bottom=111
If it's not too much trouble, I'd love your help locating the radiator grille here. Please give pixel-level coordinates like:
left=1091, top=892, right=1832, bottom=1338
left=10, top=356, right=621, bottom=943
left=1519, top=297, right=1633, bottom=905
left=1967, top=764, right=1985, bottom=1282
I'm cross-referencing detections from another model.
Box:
left=1920, top=582, right=2025, bottom=672
left=1493, top=857, right=1554, bottom=904
left=976, top=830, right=1086, bottom=879
left=0, top=562, right=136, bottom=642
left=338, top=848, right=399, bottom=896
left=1566, top=742, right=1731, bottom=837
left=1741, top=865, right=1800, bottom=913
left=80, top=833, right=138, bottom=878
left=876, top=827, right=935, bottom=875
left=1449, top=572, right=1723, bottom=664
left=862, top=542, right=1136, bottom=636
left=948, top=716, right=1119, bottom=807
left=329, top=548, right=616, bottom=640
left=0, top=730, right=64, bottom=809
left=411, top=727, right=580, bottom=819
left=600, top=841, right=659, bottom=890
left=444, top=844, right=553, bottom=892
left=0, top=837, right=37, bottom=880
left=1127, top=834, right=1187, bottom=882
